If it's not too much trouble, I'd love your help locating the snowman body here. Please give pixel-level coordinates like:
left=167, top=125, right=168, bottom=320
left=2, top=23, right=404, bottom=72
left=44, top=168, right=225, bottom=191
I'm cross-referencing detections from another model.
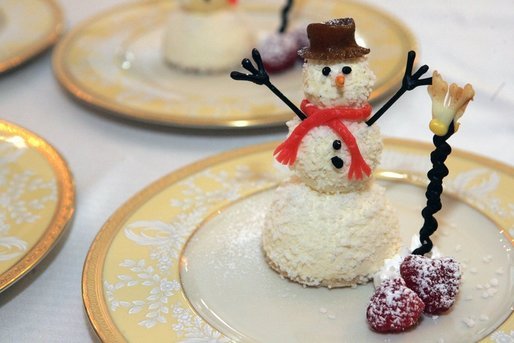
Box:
left=262, top=56, right=401, bottom=288
left=163, top=0, right=254, bottom=72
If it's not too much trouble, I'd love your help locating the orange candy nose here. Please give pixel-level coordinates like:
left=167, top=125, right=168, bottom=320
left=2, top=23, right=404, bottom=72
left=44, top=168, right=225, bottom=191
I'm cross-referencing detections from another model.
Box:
left=335, top=75, right=345, bottom=88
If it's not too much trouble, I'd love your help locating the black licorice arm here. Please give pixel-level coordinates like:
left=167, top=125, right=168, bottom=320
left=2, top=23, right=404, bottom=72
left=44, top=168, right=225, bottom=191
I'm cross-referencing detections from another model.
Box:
left=412, top=122, right=456, bottom=255
left=231, top=48, right=307, bottom=120
left=366, top=51, right=432, bottom=126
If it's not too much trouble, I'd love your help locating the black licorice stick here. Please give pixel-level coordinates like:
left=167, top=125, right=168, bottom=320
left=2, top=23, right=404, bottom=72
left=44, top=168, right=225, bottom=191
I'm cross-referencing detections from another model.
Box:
left=278, top=0, right=294, bottom=33
left=366, top=87, right=407, bottom=126
left=412, top=121, right=456, bottom=255
left=230, top=48, right=307, bottom=120
left=366, top=51, right=432, bottom=126
left=265, top=80, right=306, bottom=120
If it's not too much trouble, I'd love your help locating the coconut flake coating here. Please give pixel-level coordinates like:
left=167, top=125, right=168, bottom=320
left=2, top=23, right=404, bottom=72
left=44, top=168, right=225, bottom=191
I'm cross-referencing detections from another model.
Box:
left=287, top=118, right=383, bottom=193
left=163, top=9, right=254, bottom=72
left=262, top=179, right=401, bottom=288
left=302, top=57, right=376, bottom=108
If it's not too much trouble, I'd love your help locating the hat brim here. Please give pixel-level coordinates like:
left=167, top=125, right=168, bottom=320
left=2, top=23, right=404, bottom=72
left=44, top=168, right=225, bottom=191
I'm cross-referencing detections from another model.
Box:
left=298, top=46, right=370, bottom=60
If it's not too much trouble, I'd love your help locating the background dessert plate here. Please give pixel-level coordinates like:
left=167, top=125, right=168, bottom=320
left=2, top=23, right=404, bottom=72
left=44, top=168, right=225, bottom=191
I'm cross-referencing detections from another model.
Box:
left=0, top=0, right=63, bottom=74
left=53, top=0, right=416, bottom=129
left=0, top=121, right=74, bottom=293
left=83, top=139, right=513, bottom=342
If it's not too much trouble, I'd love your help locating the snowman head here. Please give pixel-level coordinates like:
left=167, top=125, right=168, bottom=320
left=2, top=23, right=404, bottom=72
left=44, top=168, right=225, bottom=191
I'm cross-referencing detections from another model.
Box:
left=303, top=57, right=375, bottom=108
left=180, top=0, right=236, bottom=12
left=299, top=18, right=374, bottom=108
left=272, top=18, right=383, bottom=192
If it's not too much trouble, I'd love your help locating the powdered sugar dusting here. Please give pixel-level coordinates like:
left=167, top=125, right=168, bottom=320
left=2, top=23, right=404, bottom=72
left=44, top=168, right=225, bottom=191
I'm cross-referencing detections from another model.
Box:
left=179, top=180, right=513, bottom=342
left=400, top=255, right=461, bottom=314
left=462, top=317, right=476, bottom=328
left=373, top=235, right=443, bottom=287
left=258, top=33, right=298, bottom=72
left=367, top=278, right=424, bottom=332
left=202, top=200, right=268, bottom=283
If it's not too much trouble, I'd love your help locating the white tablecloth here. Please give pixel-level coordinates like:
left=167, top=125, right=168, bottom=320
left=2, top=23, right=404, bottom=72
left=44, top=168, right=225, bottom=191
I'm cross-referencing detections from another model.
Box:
left=0, top=0, right=512, bottom=341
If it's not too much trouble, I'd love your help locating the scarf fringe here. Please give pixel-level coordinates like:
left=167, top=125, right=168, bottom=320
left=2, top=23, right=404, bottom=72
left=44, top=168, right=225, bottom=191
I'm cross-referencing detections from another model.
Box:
left=274, top=100, right=373, bottom=180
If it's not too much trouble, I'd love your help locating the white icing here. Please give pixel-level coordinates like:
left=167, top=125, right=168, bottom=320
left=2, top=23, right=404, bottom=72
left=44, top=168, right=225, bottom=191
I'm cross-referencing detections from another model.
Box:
left=372, top=235, right=443, bottom=288
left=463, top=317, right=476, bottom=328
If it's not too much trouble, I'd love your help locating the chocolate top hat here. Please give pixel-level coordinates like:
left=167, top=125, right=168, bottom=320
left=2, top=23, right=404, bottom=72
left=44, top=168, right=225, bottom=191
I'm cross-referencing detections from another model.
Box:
left=298, top=18, right=370, bottom=60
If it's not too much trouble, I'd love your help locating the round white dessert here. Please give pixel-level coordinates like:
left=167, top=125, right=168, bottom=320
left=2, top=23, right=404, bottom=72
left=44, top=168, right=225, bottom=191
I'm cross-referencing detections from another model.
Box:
left=262, top=178, right=401, bottom=288
left=162, top=9, right=254, bottom=72
left=262, top=177, right=400, bottom=288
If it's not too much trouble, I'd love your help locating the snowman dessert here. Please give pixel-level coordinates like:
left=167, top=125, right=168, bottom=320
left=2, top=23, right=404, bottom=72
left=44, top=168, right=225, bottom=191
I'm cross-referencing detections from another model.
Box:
left=163, top=0, right=254, bottom=73
left=263, top=19, right=400, bottom=288
left=233, top=17, right=474, bottom=334
left=232, top=18, right=434, bottom=288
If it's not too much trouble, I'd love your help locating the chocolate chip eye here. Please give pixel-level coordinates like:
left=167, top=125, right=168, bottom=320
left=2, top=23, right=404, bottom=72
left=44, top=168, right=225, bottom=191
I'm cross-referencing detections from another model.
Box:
left=322, top=67, right=331, bottom=76
left=332, top=140, right=342, bottom=150
left=331, top=156, right=344, bottom=169
left=342, top=66, right=352, bottom=75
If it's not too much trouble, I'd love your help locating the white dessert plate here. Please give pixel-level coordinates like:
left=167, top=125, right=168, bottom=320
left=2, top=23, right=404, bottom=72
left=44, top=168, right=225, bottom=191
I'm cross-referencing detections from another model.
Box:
left=0, top=0, right=63, bottom=74
left=83, top=139, right=513, bottom=342
left=0, top=120, right=74, bottom=293
left=53, top=0, right=416, bottom=129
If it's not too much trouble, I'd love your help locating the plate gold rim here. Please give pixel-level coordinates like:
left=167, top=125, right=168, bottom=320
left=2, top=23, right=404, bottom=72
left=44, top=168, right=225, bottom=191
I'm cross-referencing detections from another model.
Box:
left=0, top=120, right=75, bottom=293
left=53, top=0, right=416, bottom=129
left=82, top=137, right=513, bottom=342
left=0, top=0, right=64, bottom=74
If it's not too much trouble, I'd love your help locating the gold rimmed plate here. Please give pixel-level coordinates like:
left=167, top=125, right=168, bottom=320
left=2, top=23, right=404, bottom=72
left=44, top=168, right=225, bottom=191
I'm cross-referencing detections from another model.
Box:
left=53, top=0, right=416, bottom=129
left=0, top=0, right=63, bottom=74
left=0, top=120, right=74, bottom=292
left=83, top=139, right=513, bottom=342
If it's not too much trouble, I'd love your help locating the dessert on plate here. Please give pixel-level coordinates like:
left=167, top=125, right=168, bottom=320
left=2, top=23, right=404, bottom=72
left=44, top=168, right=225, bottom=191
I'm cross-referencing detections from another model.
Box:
left=232, top=16, right=473, bottom=333
left=162, top=0, right=254, bottom=73
left=234, top=18, right=411, bottom=288
left=262, top=19, right=402, bottom=288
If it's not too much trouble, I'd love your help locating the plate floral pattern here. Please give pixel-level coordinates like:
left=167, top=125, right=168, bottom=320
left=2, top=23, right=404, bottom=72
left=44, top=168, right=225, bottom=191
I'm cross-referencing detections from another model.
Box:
left=0, top=143, right=57, bottom=262
left=0, top=121, right=74, bottom=292
left=83, top=139, right=513, bottom=342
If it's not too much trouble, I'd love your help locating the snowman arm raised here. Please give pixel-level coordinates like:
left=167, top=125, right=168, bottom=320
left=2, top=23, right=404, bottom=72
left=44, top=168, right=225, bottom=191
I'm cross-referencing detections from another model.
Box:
left=231, top=48, right=307, bottom=120
left=366, top=51, right=432, bottom=126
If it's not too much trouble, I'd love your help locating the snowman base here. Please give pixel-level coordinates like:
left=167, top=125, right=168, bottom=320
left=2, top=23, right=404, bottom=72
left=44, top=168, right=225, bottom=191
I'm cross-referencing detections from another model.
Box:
left=262, top=180, right=401, bottom=288
left=264, top=253, right=372, bottom=288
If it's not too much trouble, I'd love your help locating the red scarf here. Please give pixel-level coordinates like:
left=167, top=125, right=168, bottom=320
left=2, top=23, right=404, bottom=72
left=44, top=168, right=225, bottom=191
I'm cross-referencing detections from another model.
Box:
left=274, top=99, right=372, bottom=180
